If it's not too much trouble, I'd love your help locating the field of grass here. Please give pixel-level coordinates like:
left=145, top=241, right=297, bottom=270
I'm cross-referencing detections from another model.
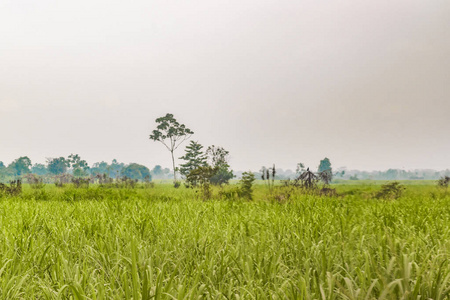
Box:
left=0, top=183, right=448, bottom=299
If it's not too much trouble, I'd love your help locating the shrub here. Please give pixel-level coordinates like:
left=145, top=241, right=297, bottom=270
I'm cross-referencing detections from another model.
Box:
left=375, top=181, right=405, bottom=200
left=0, top=180, right=22, bottom=196
left=54, top=174, right=73, bottom=187
left=185, top=166, right=217, bottom=200
left=219, top=186, right=241, bottom=200
left=72, top=177, right=90, bottom=188
left=240, top=171, right=255, bottom=200
left=23, top=173, right=45, bottom=189
left=437, top=176, right=450, bottom=189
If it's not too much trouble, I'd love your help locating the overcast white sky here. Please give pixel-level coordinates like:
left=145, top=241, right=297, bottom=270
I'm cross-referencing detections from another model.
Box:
left=1, top=0, right=449, bottom=171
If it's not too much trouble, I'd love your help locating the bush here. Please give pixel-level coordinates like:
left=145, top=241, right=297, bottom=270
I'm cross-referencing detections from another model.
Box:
left=23, top=173, right=45, bottom=189
left=375, top=181, right=405, bottom=200
left=437, top=176, right=450, bottom=189
left=72, top=177, right=90, bottom=188
left=0, top=180, right=22, bottom=196
left=239, top=171, right=255, bottom=200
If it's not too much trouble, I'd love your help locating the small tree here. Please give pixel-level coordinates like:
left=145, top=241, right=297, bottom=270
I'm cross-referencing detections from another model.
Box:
left=318, top=157, right=332, bottom=172
left=179, top=141, right=207, bottom=183
left=298, top=168, right=318, bottom=190
left=185, top=166, right=217, bottom=200
left=240, top=171, right=256, bottom=200
left=149, top=113, right=194, bottom=183
left=206, top=145, right=234, bottom=185
left=376, top=181, right=405, bottom=200
left=318, top=157, right=332, bottom=183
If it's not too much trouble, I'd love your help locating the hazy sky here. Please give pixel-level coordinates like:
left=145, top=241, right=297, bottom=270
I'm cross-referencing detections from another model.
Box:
left=1, top=0, right=449, bottom=171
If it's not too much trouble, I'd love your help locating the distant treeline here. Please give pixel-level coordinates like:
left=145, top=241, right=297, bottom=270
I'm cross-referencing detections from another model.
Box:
left=1, top=155, right=448, bottom=183
left=335, top=168, right=450, bottom=181
left=0, top=155, right=174, bottom=182
left=235, top=168, right=450, bottom=181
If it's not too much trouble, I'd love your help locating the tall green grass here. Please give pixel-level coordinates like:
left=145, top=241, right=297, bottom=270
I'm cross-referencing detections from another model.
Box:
left=0, top=184, right=448, bottom=299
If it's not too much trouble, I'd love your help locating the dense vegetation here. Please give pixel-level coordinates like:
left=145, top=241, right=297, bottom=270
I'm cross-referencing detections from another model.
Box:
left=0, top=157, right=173, bottom=183
left=0, top=182, right=448, bottom=299
left=0, top=114, right=448, bottom=298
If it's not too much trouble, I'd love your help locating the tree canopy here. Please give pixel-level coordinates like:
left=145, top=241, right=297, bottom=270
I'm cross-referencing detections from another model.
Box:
left=9, top=156, right=32, bottom=176
left=122, top=163, right=151, bottom=180
left=149, top=113, right=193, bottom=183
left=206, top=145, right=234, bottom=185
left=179, top=141, right=207, bottom=181
left=47, top=157, right=70, bottom=175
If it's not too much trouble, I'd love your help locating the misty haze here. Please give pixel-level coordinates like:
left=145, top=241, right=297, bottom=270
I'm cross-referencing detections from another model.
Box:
left=0, top=1, right=449, bottom=298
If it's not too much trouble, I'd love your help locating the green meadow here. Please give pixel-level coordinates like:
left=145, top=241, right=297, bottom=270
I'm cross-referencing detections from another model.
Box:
left=0, top=183, right=448, bottom=299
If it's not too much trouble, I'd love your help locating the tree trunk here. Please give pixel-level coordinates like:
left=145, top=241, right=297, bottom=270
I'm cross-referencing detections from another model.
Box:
left=171, top=151, right=177, bottom=183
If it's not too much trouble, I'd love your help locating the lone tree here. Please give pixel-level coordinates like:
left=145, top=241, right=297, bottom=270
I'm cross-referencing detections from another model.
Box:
left=179, top=141, right=207, bottom=183
left=149, top=113, right=194, bottom=183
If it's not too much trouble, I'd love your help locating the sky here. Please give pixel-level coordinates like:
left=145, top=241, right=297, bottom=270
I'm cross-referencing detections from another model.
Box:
left=1, top=0, right=449, bottom=171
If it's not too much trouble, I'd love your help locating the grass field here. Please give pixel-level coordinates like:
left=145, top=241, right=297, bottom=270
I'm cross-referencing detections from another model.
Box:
left=0, top=183, right=448, bottom=299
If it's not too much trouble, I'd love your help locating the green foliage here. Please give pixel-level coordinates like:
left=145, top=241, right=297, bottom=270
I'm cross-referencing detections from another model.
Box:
left=150, top=165, right=171, bottom=180
left=88, top=160, right=125, bottom=178
left=185, top=166, right=217, bottom=199
left=349, top=174, right=359, bottom=180
left=239, top=171, right=255, bottom=200
left=89, top=161, right=109, bottom=176
left=173, top=181, right=181, bottom=188
left=68, top=154, right=89, bottom=177
left=209, top=166, right=234, bottom=186
left=109, top=159, right=125, bottom=177
left=0, top=180, right=22, bottom=196
left=73, top=168, right=87, bottom=177
left=179, top=141, right=207, bottom=181
left=151, top=165, right=163, bottom=176
left=149, top=113, right=194, bottom=182
left=31, top=163, right=48, bottom=175
left=0, top=183, right=447, bottom=298
left=206, top=145, right=234, bottom=185
left=122, top=163, right=151, bottom=181
left=295, top=162, right=305, bottom=175
left=437, top=176, right=450, bottom=189
left=318, top=169, right=333, bottom=185
left=8, top=156, right=32, bottom=176
left=53, top=173, right=73, bottom=187
left=318, top=157, right=332, bottom=173
left=47, top=157, right=70, bottom=175
left=376, top=181, right=406, bottom=199
left=71, top=177, right=90, bottom=188
left=23, top=173, right=45, bottom=189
